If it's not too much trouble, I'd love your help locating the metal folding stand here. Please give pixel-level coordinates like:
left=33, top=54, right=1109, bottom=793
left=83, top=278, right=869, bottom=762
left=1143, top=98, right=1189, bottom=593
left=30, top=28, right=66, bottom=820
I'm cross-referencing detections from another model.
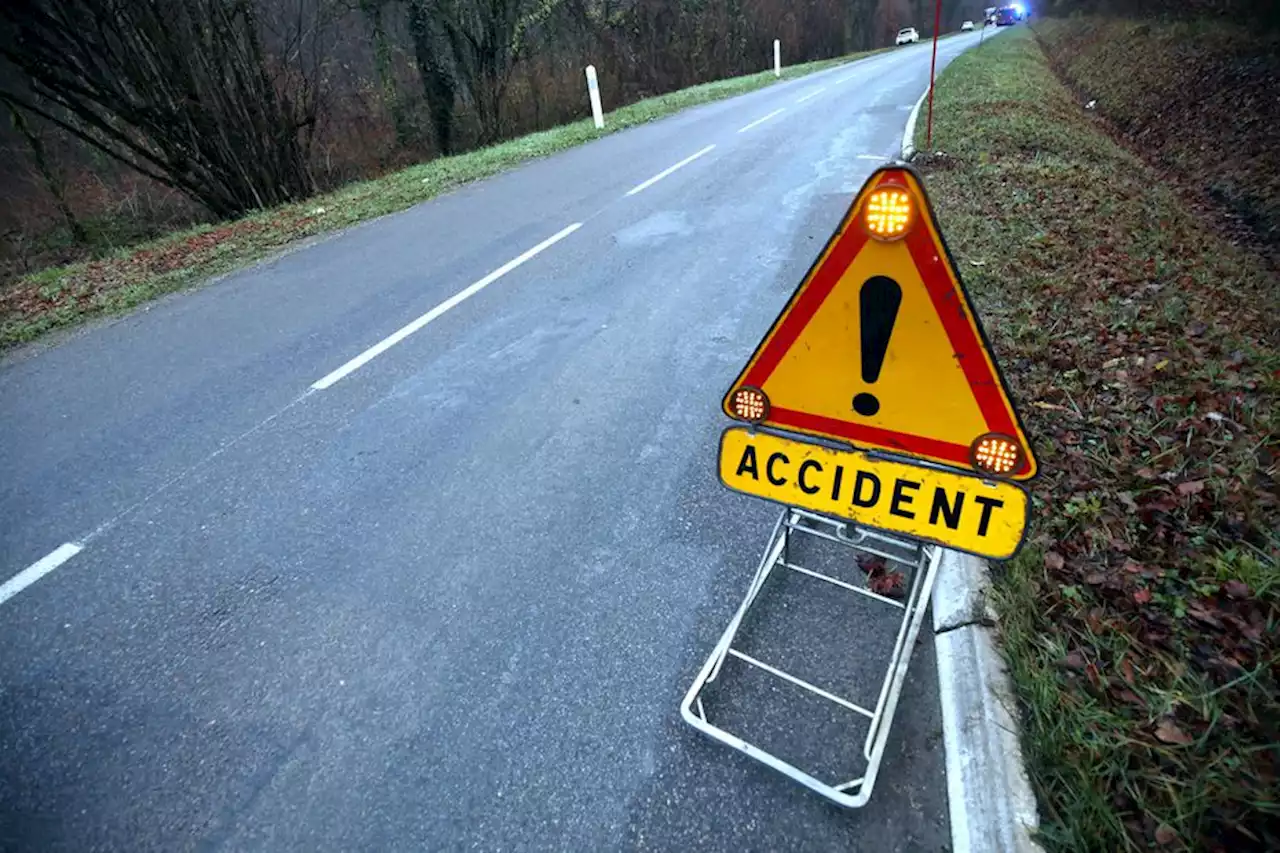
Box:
left=680, top=507, right=942, bottom=808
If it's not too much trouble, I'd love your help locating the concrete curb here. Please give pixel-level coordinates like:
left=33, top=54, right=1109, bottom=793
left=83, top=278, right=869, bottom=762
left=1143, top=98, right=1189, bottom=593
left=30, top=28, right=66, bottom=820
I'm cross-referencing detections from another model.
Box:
left=931, top=551, right=1044, bottom=853
left=900, top=87, right=928, bottom=161
left=897, top=61, right=1043, bottom=853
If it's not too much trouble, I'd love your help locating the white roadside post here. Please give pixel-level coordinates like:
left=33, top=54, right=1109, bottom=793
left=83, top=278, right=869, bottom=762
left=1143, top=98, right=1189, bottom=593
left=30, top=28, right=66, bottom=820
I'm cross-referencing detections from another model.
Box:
left=585, top=64, right=605, bottom=130
left=773, top=39, right=781, bottom=77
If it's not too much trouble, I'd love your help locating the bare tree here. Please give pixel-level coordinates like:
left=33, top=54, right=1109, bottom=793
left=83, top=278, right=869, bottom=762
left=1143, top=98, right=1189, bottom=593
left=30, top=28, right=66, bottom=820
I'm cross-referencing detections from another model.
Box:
left=4, top=95, right=86, bottom=243
left=362, top=0, right=418, bottom=146
left=406, top=0, right=460, bottom=153
left=0, top=0, right=332, bottom=218
left=405, top=0, right=568, bottom=147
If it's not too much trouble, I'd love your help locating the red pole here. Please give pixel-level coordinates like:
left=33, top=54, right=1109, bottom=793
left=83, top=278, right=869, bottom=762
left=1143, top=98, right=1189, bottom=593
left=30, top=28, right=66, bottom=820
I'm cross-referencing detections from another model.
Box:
left=925, top=0, right=942, bottom=149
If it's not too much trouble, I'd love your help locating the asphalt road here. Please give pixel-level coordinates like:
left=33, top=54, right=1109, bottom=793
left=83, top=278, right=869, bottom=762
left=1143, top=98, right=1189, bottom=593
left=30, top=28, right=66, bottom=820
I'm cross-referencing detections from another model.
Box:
left=1, top=32, right=990, bottom=852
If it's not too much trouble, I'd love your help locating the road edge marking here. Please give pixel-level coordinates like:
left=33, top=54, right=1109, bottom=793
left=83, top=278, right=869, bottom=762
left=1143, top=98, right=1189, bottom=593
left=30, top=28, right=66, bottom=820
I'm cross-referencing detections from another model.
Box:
left=1, top=543, right=83, bottom=606
left=932, top=550, right=1045, bottom=853
left=625, top=145, right=717, bottom=196
left=311, top=222, right=583, bottom=390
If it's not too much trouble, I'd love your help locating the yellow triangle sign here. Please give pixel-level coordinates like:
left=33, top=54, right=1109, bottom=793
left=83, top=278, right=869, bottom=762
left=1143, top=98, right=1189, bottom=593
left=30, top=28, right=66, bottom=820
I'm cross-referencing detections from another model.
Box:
left=723, top=164, right=1037, bottom=480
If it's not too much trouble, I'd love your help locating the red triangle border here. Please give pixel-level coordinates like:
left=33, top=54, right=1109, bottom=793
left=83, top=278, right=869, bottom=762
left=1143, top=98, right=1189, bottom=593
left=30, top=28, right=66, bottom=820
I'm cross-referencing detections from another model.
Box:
left=739, top=171, right=1021, bottom=471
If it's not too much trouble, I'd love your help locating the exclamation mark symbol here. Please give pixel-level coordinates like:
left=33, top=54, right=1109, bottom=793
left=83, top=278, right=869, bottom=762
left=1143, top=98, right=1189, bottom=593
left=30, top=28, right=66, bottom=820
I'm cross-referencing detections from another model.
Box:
left=852, top=275, right=902, bottom=417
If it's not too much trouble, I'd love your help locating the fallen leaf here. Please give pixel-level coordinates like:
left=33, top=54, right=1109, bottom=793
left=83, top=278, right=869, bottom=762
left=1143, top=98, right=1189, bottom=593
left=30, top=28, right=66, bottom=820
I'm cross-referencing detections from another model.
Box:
left=1060, top=651, right=1086, bottom=671
left=1187, top=605, right=1222, bottom=627
left=1155, top=824, right=1178, bottom=844
left=1154, top=719, right=1193, bottom=745
left=857, top=554, right=886, bottom=575
left=1141, top=494, right=1179, bottom=516
left=1205, top=411, right=1241, bottom=429
left=1120, top=657, right=1135, bottom=685
left=1133, top=588, right=1152, bottom=604
left=1136, top=467, right=1158, bottom=480
left=1084, top=572, right=1107, bottom=586
left=1045, top=551, right=1065, bottom=571
left=1032, top=400, right=1068, bottom=411
left=1223, top=580, right=1250, bottom=599
left=868, top=570, right=905, bottom=598
left=1154, top=359, right=1170, bottom=371
left=1085, top=662, right=1101, bottom=685
left=1177, top=480, right=1205, bottom=496
left=1117, top=491, right=1138, bottom=512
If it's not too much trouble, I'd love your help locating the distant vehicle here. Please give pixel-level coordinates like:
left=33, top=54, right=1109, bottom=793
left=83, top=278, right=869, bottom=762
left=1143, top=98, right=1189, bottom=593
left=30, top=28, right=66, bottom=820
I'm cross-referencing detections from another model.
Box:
left=994, top=6, right=1020, bottom=26
left=895, top=27, right=920, bottom=45
left=961, top=20, right=976, bottom=31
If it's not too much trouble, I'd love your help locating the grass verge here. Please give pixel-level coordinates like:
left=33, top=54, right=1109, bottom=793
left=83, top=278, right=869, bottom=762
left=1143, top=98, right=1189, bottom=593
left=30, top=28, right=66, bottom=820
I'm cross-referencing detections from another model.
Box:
left=915, top=25, right=1279, bottom=852
left=0, top=49, right=881, bottom=350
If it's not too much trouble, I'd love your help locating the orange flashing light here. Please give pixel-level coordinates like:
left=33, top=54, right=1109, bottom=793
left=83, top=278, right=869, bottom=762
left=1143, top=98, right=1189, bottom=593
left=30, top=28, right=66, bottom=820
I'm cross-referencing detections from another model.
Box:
left=730, top=386, right=770, bottom=423
left=863, top=187, right=914, bottom=240
left=970, top=433, right=1023, bottom=477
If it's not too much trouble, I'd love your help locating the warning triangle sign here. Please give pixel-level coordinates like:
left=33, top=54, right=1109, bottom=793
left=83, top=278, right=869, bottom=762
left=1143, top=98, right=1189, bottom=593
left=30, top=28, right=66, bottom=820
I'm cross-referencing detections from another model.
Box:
left=723, top=164, right=1038, bottom=479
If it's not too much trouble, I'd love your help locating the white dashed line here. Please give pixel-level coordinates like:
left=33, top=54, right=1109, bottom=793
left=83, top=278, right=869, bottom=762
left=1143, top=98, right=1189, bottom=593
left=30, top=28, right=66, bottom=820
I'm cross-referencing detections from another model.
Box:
left=737, top=108, right=786, bottom=134
left=0, top=543, right=82, bottom=607
left=311, top=222, right=583, bottom=389
left=796, top=87, right=827, bottom=104
left=857, top=155, right=887, bottom=161
left=625, top=145, right=717, bottom=196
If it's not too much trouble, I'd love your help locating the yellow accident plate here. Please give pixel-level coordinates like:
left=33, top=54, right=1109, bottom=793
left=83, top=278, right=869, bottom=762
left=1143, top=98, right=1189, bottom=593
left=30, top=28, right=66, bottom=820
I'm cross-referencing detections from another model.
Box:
left=718, top=427, right=1029, bottom=560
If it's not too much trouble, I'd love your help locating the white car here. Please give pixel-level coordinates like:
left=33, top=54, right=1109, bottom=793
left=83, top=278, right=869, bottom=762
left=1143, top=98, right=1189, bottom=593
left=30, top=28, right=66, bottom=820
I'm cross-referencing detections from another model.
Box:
left=895, top=27, right=920, bottom=45
left=961, top=20, right=976, bottom=31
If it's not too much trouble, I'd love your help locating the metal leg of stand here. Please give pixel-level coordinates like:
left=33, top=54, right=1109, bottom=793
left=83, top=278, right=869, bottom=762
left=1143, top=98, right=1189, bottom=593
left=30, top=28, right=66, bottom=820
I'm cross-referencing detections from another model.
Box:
left=861, top=545, right=938, bottom=775
left=704, top=511, right=788, bottom=686
left=680, top=511, right=943, bottom=808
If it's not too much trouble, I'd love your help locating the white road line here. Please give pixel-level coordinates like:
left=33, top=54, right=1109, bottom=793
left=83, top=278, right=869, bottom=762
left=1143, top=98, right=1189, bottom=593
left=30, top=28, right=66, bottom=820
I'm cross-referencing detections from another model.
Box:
left=737, top=108, right=786, bottom=134
left=625, top=145, right=717, bottom=196
left=796, top=87, right=826, bottom=104
left=0, top=543, right=82, bottom=607
left=311, top=222, right=583, bottom=390
left=857, top=154, right=886, bottom=161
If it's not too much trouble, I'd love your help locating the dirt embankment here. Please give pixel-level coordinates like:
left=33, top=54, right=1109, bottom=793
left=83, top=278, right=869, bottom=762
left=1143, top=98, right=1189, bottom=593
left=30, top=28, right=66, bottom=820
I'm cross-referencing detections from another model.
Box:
left=1035, top=17, right=1280, bottom=250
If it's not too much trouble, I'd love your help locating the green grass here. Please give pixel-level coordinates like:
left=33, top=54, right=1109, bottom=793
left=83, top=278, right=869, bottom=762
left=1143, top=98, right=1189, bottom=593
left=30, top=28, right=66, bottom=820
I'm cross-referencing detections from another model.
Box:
left=0, top=49, right=885, bottom=349
left=996, top=547, right=1279, bottom=849
left=915, top=25, right=1279, bottom=853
